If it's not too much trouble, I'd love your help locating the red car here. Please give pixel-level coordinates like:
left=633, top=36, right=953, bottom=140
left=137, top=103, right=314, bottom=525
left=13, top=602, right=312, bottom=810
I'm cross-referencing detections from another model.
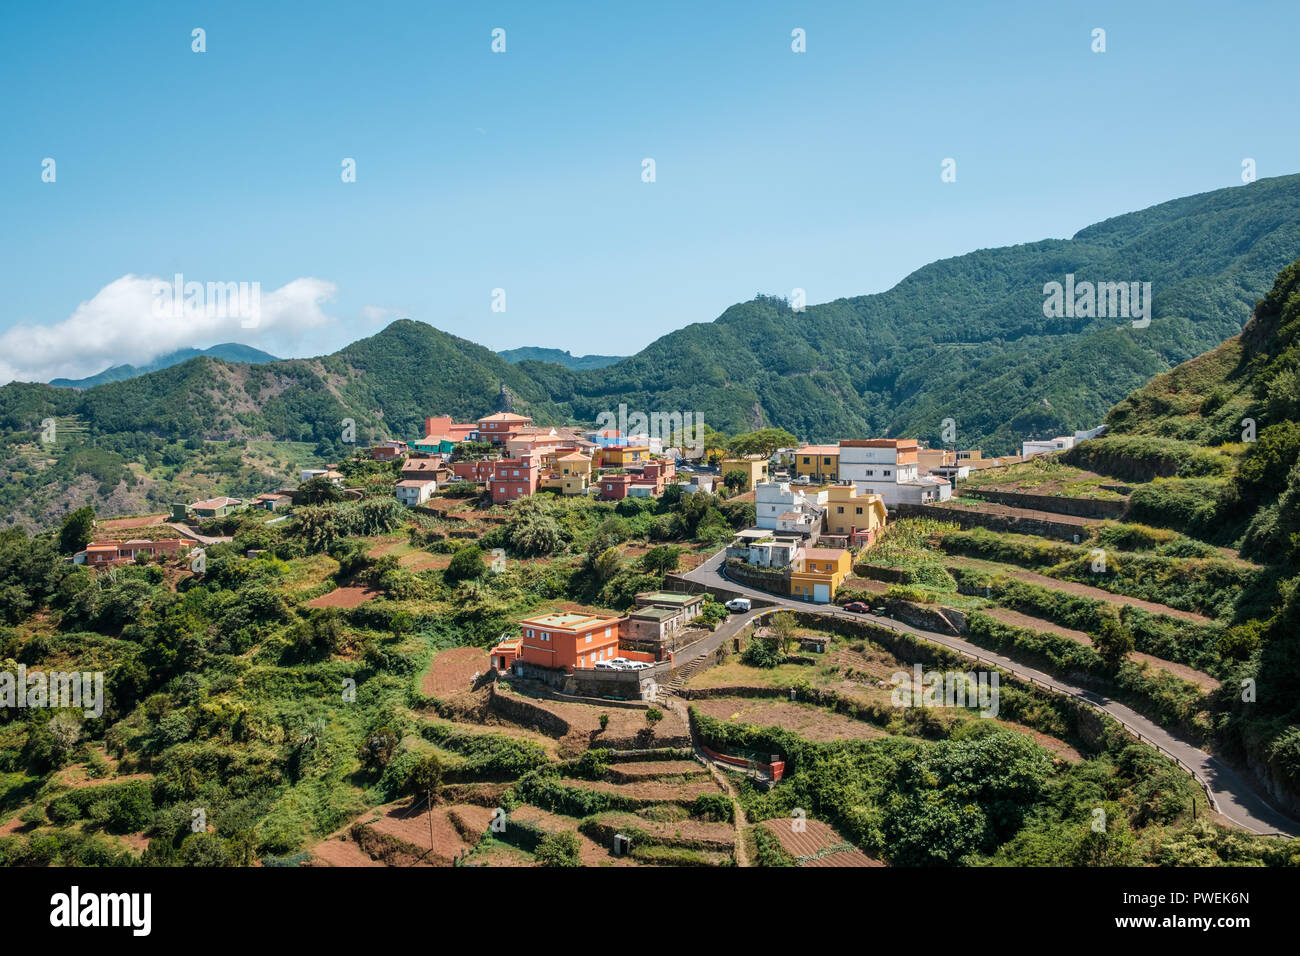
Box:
left=842, top=601, right=870, bottom=613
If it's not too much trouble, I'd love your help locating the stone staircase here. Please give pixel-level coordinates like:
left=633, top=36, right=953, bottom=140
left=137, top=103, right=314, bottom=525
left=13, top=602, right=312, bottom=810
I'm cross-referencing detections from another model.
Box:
left=665, top=654, right=711, bottom=694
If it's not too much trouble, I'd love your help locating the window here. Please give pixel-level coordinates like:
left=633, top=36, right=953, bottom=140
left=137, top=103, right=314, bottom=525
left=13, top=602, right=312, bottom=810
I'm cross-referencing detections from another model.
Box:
left=590, top=653, right=597, bottom=664
left=802, top=457, right=810, bottom=464
left=823, top=457, right=831, bottom=465
left=586, top=634, right=592, bottom=644
left=883, top=470, right=892, bottom=477
left=855, top=507, right=862, bottom=514
left=836, top=506, right=844, bottom=514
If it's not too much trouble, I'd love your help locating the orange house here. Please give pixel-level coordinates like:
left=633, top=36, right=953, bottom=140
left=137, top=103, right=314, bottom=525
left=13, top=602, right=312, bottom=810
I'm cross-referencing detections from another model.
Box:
left=517, top=611, right=625, bottom=673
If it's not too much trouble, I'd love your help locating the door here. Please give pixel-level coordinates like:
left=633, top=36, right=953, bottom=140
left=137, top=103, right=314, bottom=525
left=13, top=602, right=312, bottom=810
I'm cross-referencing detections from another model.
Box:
left=813, top=583, right=830, bottom=603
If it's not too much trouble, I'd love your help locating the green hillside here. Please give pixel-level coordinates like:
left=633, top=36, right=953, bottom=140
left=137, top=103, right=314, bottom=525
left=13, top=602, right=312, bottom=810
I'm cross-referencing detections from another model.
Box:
left=1060, top=255, right=1300, bottom=812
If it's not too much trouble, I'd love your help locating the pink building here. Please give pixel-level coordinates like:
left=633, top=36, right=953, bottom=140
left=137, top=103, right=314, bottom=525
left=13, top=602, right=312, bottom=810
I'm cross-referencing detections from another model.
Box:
left=488, top=454, right=539, bottom=504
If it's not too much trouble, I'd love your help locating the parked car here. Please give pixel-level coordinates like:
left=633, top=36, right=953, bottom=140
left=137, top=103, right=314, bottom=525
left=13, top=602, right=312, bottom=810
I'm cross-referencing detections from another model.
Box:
left=842, top=601, right=870, bottom=613
left=792, top=475, right=811, bottom=485
left=594, top=660, right=618, bottom=670
left=725, top=598, right=752, bottom=613
left=625, top=661, right=652, bottom=671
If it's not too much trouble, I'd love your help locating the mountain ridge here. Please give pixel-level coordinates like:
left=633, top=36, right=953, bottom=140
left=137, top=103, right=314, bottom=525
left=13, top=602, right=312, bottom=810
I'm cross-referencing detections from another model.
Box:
left=48, top=343, right=280, bottom=389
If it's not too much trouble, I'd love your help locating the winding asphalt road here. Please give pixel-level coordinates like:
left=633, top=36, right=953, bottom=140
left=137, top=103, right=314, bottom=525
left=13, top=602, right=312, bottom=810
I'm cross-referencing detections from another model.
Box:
left=681, top=548, right=1300, bottom=838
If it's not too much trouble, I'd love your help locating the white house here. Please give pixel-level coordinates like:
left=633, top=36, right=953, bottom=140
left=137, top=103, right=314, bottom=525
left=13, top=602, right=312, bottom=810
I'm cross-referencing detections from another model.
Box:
left=1021, top=436, right=1077, bottom=458
left=754, top=481, right=825, bottom=532
left=395, top=477, right=437, bottom=507
left=726, top=531, right=802, bottom=570
left=839, top=439, right=951, bottom=507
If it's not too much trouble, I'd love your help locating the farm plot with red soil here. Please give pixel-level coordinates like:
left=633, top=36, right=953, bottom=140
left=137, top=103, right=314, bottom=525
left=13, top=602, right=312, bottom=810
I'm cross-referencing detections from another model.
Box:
left=606, top=759, right=708, bottom=783
left=306, top=585, right=383, bottom=609
left=693, top=697, right=889, bottom=743
left=506, top=804, right=640, bottom=866
left=585, top=810, right=735, bottom=850
left=760, top=817, right=883, bottom=867
left=494, top=687, right=690, bottom=755
left=353, top=801, right=496, bottom=865
left=422, top=646, right=491, bottom=697
left=557, top=777, right=722, bottom=803
left=97, top=514, right=167, bottom=530
left=310, top=833, right=386, bottom=867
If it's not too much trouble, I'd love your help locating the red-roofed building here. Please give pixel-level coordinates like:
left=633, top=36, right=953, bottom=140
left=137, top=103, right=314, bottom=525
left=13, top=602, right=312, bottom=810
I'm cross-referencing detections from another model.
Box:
left=477, top=412, right=533, bottom=446
left=74, top=539, right=186, bottom=566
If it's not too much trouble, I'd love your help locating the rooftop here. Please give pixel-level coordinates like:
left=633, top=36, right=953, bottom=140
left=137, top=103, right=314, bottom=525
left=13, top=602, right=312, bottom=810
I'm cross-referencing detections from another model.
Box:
left=519, top=610, right=621, bottom=630
left=636, top=591, right=703, bottom=607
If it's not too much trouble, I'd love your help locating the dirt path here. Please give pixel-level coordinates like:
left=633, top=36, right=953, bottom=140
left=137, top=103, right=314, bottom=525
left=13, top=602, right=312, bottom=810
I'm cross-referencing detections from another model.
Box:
left=660, top=692, right=749, bottom=866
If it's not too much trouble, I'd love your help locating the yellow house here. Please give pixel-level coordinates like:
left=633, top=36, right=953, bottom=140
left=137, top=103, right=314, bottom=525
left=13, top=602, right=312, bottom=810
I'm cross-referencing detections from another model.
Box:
left=795, top=445, right=839, bottom=482
left=719, top=456, right=768, bottom=491
left=541, top=452, right=592, bottom=495
left=824, top=485, right=887, bottom=540
left=602, top=445, right=650, bottom=468
left=790, top=547, right=852, bottom=603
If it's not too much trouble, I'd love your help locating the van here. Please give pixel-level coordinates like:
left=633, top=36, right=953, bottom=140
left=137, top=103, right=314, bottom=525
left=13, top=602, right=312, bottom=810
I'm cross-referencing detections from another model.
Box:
left=725, top=598, right=752, bottom=613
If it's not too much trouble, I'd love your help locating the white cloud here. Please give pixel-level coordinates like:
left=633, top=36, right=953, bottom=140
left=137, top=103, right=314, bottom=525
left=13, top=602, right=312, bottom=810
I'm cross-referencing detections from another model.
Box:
left=0, top=274, right=339, bottom=384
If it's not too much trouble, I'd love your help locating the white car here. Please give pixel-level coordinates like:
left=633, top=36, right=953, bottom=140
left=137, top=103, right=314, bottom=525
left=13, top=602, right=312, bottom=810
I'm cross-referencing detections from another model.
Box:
left=610, top=657, right=633, bottom=667
left=725, top=598, right=752, bottom=613
left=625, top=661, right=652, bottom=671
left=594, top=661, right=618, bottom=670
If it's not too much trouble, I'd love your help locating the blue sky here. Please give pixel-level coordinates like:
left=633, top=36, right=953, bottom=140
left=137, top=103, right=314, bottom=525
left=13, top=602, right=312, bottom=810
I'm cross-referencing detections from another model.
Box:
left=2, top=0, right=1298, bottom=382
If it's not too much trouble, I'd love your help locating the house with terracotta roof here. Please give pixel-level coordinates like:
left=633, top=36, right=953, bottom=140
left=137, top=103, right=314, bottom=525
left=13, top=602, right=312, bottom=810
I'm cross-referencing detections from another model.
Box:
left=396, top=477, right=438, bottom=507
left=401, top=457, right=447, bottom=481
left=487, top=453, right=539, bottom=504
left=790, top=547, right=852, bottom=603
left=540, top=451, right=592, bottom=495
left=74, top=538, right=186, bottom=566
left=253, top=493, right=293, bottom=512
left=477, top=411, right=533, bottom=446
left=191, top=496, right=243, bottom=519
left=516, top=610, right=626, bottom=673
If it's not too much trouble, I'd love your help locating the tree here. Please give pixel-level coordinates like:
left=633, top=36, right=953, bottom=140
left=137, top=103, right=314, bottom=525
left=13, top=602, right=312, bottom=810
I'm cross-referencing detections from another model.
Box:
left=445, top=546, right=487, bottom=583
left=58, top=506, right=95, bottom=555
left=723, top=469, right=749, bottom=493
left=295, top=476, right=343, bottom=505
left=728, top=428, right=798, bottom=459
left=534, top=831, right=581, bottom=867
left=768, top=612, right=798, bottom=655
left=645, top=707, right=663, bottom=728
left=409, top=754, right=444, bottom=858
left=592, top=547, right=622, bottom=583
left=640, top=545, right=681, bottom=576
left=1092, top=612, right=1134, bottom=671
left=360, top=727, right=399, bottom=769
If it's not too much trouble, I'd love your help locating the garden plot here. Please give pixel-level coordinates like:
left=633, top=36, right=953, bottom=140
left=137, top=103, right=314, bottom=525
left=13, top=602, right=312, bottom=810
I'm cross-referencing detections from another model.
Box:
left=422, top=646, right=490, bottom=698
left=760, top=817, right=884, bottom=867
